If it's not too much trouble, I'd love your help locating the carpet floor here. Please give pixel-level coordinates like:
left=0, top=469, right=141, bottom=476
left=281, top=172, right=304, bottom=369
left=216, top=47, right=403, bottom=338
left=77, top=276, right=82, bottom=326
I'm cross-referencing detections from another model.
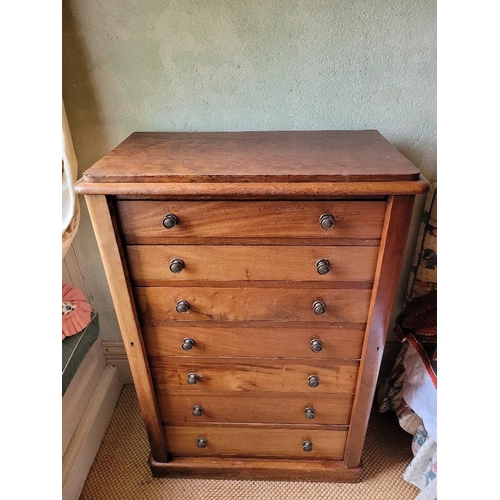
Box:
left=80, top=384, right=420, bottom=499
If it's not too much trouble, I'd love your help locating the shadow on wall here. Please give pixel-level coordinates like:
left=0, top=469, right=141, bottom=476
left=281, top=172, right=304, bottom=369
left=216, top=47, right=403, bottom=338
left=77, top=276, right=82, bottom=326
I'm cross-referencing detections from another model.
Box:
left=63, top=2, right=123, bottom=340
left=63, top=1, right=109, bottom=177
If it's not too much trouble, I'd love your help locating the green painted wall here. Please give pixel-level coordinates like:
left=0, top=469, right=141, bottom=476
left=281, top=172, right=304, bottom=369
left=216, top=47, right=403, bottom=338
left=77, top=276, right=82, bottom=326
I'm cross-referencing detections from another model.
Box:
left=63, top=0, right=436, bottom=344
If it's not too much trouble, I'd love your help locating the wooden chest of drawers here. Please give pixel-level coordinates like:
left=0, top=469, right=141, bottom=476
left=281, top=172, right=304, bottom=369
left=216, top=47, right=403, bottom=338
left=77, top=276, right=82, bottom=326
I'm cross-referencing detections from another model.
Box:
left=75, top=130, right=429, bottom=482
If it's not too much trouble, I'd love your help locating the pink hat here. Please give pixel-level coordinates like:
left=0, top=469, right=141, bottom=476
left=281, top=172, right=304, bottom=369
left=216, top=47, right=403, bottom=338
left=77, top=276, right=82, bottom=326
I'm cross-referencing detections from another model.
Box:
left=62, top=283, right=92, bottom=339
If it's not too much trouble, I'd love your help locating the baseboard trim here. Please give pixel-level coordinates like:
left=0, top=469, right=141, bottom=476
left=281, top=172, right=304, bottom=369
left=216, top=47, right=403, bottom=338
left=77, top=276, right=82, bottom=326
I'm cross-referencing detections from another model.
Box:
left=62, top=365, right=123, bottom=500
left=63, top=340, right=106, bottom=455
left=103, top=341, right=133, bottom=383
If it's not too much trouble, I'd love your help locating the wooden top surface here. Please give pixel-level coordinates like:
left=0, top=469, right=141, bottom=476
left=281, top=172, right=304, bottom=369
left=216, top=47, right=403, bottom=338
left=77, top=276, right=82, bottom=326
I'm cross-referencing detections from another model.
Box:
left=81, top=130, right=421, bottom=184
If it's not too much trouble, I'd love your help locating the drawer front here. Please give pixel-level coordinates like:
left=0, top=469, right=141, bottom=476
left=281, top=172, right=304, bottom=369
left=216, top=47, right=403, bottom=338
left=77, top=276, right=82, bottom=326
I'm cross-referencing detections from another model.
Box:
left=164, top=424, right=348, bottom=459
left=116, top=200, right=386, bottom=242
left=158, top=392, right=354, bottom=425
left=142, top=324, right=365, bottom=359
left=135, top=287, right=372, bottom=323
left=149, top=359, right=359, bottom=393
left=126, top=245, right=379, bottom=284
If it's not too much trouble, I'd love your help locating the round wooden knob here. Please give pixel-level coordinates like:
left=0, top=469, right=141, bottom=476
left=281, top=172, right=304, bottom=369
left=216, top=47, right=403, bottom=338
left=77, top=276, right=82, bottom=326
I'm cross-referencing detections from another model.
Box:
left=303, top=440, right=313, bottom=452
left=308, top=375, right=320, bottom=388
left=313, top=301, right=326, bottom=315
left=316, top=259, right=330, bottom=275
left=192, top=405, right=203, bottom=417
left=182, top=338, right=195, bottom=351
left=162, top=213, right=179, bottom=229
left=197, top=438, right=207, bottom=448
left=187, top=373, right=200, bottom=385
left=170, top=258, right=185, bottom=273
left=176, top=300, right=190, bottom=314
left=304, top=407, right=315, bottom=419
left=310, top=339, right=323, bottom=352
left=319, top=213, right=335, bottom=230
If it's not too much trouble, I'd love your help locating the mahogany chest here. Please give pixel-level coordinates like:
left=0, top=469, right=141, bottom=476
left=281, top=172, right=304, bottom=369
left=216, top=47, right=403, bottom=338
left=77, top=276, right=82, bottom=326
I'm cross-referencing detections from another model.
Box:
left=75, top=130, right=429, bottom=481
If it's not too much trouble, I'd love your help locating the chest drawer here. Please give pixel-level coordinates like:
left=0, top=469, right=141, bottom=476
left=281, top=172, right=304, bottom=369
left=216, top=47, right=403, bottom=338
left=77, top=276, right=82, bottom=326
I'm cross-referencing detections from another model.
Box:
left=135, top=287, right=372, bottom=323
left=164, top=424, right=348, bottom=459
left=158, top=392, right=354, bottom=425
left=79, top=130, right=427, bottom=481
left=149, top=359, right=359, bottom=393
left=142, top=324, right=365, bottom=359
left=126, top=245, right=379, bottom=284
left=116, top=200, right=386, bottom=243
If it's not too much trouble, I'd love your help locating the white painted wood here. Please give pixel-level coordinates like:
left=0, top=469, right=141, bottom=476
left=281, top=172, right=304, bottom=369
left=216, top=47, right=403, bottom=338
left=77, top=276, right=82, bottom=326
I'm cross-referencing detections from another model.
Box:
left=62, top=365, right=123, bottom=500
left=102, top=341, right=133, bottom=384
left=62, top=258, right=72, bottom=286
left=62, top=340, right=106, bottom=455
left=62, top=246, right=87, bottom=295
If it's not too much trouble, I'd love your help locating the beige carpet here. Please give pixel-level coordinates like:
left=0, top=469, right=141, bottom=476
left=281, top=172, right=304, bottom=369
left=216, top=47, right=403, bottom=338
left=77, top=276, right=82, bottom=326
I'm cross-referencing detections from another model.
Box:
left=80, top=385, right=420, bottom=499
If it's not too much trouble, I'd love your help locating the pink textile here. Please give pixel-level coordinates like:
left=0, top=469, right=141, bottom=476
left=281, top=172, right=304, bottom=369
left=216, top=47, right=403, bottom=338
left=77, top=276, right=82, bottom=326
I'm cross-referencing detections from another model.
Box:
left=62, top=283, right=92, bottom=339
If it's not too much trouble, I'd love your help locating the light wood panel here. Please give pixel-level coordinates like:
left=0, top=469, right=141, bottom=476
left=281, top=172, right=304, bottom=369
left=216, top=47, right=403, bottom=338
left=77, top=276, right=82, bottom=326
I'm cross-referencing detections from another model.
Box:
left=84, top=195, right=167, bottom=462
left=142, top=324, right=366, bottom=360
left=157, top=391, right=354, bottom=425
left=116, top=200, right=386, bottom=242
left=164, top=424, right=348, bottom=459
left=345, top=195, right=416, bottom=467
left=135, top=287, right=372, bottom=323
left=80, top=131, right=421, bottom=183
left=126, top=245, right=379, bottom=284
left=149, top=358, right=359, bottom=394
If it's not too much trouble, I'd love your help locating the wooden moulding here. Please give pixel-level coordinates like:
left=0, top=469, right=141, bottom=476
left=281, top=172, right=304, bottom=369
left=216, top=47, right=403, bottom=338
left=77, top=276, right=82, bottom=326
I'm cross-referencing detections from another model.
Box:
left=344, top=195, right=416, bottom=468
left=74, top=178, right=430, bottom=197
left=84, top=195, right=167, bottom=462
left=148, top=455, right=362, bottom=482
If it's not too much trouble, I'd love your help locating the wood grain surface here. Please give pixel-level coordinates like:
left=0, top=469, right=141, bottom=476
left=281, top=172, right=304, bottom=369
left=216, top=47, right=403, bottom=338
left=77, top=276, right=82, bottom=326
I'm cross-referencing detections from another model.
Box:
left=134, top=286, right=372, bottom=323
left=84, top=195, right=167, bottom=462
left=80, top=131, right=428, bottom=480
left=149, top=358, right=359, bottom=394
left=157, top=391, right=354, bottom=425
left=142, top=323, right=366, bottom=360
left=126, top=245, right=379, bottom=284
left=81, top=131, right=421, bottom=183
left=345, top=195, right=416, bottom=468
left=164, top=424, right=348, bottom=459
left=116, top=200, right=386, bottom=242
left=76, top=178, right=430, bottom=196
left=148, top=455, right=362, bottom=481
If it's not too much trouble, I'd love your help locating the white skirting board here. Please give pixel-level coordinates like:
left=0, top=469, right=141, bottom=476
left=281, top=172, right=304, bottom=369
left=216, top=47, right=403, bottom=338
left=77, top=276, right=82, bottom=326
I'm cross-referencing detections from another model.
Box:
left=102, top=341, right=133, bottom=384
left=63, top=340, right=106, bottom=455
left=62, top=364, right=123, bottom=500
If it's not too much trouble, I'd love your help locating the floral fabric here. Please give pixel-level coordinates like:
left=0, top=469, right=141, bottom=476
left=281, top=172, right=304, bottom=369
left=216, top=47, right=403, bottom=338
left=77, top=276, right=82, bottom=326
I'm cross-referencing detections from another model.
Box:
left=404, top=424, right=437, bottom=500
